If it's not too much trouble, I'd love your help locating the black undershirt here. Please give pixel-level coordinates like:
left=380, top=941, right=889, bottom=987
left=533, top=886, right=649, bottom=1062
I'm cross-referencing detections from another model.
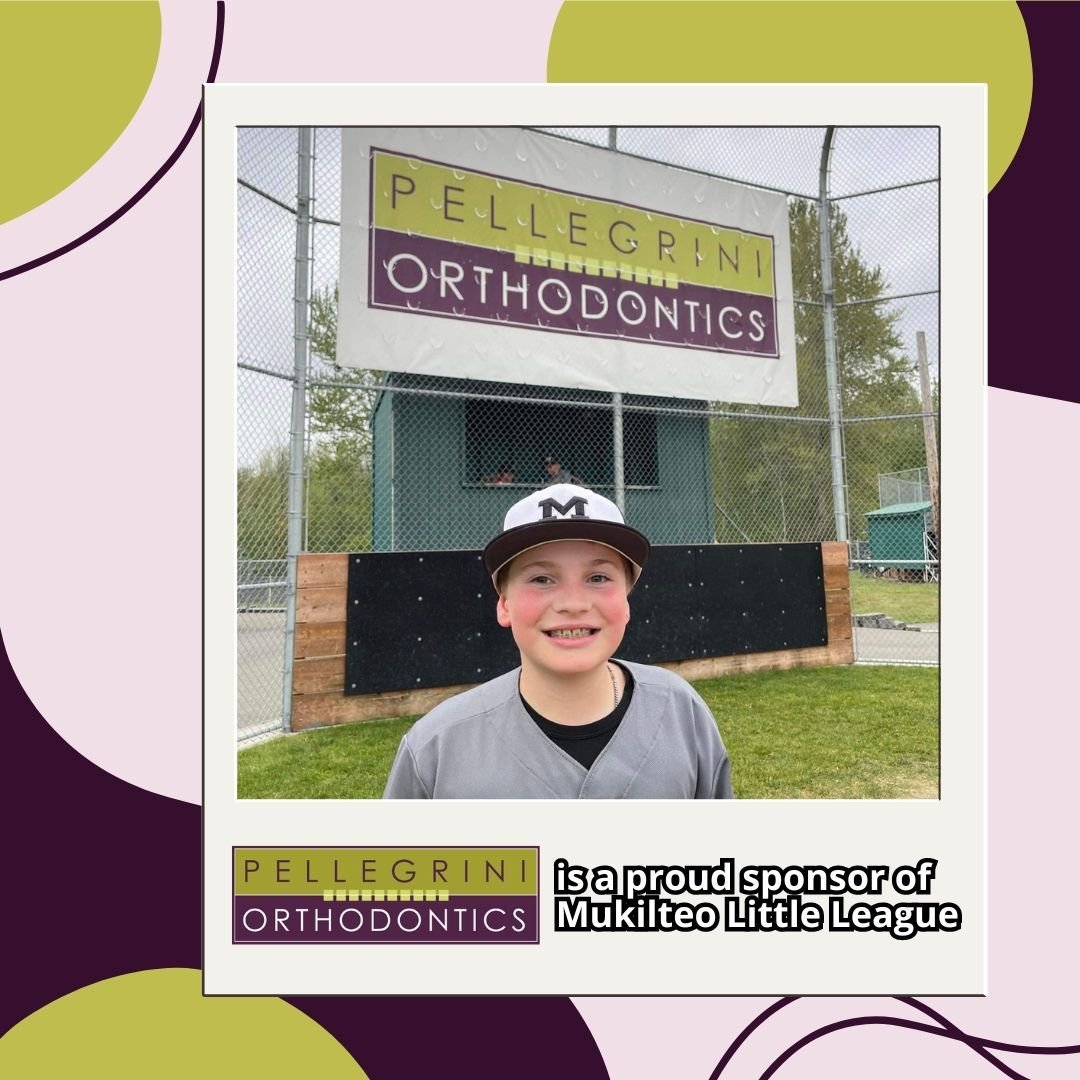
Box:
left=520, top=663, right=635, bottom=770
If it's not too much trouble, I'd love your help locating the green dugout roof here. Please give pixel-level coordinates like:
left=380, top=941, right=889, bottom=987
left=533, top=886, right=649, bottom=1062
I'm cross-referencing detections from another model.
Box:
left=865, top=500, right=931, bottom=518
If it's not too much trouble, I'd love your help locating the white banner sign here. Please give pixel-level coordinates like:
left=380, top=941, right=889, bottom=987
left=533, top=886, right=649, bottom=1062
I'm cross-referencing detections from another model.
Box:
left=338, top=127, right=798, bottom=405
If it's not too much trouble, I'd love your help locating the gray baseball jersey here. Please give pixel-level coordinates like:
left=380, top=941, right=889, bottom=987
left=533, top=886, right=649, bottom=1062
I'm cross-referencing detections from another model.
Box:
left=382, top=661, right=732, bottom=799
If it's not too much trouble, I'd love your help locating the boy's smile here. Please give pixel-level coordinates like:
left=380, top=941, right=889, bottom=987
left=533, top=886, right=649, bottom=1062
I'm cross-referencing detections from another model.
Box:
left=496, top=540, right=631, bottom=678
left=544, top=626, right=599, bottom=642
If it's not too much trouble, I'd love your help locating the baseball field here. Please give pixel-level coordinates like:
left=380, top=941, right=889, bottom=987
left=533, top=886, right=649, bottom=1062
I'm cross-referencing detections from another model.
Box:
left=238, top=664, right=938, bottom=800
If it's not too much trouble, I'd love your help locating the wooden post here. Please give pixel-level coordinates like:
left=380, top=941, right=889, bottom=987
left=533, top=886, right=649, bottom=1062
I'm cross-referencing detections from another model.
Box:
left=916, top=331, right=940, bottom=563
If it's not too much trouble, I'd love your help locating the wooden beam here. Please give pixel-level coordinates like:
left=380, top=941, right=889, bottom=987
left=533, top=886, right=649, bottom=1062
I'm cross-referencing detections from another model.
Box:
left=296, top=585, right=347, bottom=625
left=294, top=621, right=346, bottom=661
left=821, top=540, right=850, bottom=590
left=297, top=553, right=349, bottom=589
left=292, top=682, right=476, bottom=731
left=660, top=643, right=839, bottom=682
left=293, top=655, right=347, bottom=695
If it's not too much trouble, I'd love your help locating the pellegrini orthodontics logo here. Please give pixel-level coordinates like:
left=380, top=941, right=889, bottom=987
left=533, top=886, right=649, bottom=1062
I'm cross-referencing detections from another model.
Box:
left=367, top=148, right=780, bottom=356
left=233, top=847, right=540, bottom=944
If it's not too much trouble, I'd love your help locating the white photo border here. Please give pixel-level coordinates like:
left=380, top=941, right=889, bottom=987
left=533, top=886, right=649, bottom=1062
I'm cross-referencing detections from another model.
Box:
left=205, top=83, right=985, bottom=996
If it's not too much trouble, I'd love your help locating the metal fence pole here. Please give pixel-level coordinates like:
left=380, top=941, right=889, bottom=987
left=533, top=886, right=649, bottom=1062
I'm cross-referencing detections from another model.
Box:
left=607, top=126, right=626, bottom=513
left=281, top=127, right=314, bottom=731
left=818, top=127, right=849, bottom=543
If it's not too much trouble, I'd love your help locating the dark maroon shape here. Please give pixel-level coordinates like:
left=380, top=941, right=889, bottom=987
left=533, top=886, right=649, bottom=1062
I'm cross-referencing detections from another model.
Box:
left=990, top=5, right=1080, bottom=404
left=0, top=633, right=201, bottom=1033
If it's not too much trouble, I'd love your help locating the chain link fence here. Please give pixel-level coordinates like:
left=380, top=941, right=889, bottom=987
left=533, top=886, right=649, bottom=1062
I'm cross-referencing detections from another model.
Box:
left=236, top=126, right=940, bottom=742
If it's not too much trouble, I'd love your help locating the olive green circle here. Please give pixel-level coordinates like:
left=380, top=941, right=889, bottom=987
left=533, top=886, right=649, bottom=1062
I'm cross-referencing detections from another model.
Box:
left=548, top=1, right=1031, bottom=190
left=0, top=968, right=367, bottom=1078
left=0, top=1, right=161, bottom=224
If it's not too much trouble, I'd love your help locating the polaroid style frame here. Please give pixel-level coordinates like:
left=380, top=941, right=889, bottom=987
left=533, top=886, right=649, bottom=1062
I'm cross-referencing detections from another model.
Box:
left=204, top=84, right=985, bottom=996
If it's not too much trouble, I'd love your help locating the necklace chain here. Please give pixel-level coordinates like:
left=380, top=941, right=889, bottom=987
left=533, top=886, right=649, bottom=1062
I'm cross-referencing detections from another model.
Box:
left=607, top=663, right=621, bottom=709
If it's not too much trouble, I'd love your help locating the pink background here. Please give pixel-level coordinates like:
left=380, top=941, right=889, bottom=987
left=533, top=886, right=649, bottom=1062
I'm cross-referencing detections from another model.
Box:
left=2, top=1, right=1075, bottom=1076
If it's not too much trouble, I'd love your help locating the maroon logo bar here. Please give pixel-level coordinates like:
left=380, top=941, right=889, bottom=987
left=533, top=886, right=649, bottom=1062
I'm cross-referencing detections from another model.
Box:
left=234, top=895, right=539, bottom=945
left=369, top=228, right=779, bottom=357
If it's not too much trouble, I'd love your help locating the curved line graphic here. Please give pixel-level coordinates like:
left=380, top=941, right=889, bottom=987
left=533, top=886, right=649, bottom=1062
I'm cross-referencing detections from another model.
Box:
left=759, top=1015, right=1080, bottom=1080
left=708, top=996, right=798, bottom=1079
left=0, top=2, right=224, bottom=283
left=897, top=997, right=1029, bottom=1080
left=709, top=996, right=1080, bottom=1080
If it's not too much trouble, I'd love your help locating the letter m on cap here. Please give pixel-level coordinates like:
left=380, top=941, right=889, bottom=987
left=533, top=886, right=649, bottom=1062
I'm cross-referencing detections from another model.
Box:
left=538, top=496, right=588, bottom=520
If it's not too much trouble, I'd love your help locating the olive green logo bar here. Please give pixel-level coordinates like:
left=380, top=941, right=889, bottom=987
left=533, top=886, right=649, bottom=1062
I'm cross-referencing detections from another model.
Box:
left=234, top=847, right=538, bottom=896
left=373, top=149, right=775, bottom=297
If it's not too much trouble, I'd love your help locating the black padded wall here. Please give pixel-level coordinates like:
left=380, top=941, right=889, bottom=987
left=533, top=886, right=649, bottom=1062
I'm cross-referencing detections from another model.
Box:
left=345, top=544, right=828, bottom=695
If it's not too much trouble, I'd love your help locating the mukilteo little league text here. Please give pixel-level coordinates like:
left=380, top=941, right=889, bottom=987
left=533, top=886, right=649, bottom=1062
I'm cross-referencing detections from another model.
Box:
left=552, top=858, right=963, bottom=940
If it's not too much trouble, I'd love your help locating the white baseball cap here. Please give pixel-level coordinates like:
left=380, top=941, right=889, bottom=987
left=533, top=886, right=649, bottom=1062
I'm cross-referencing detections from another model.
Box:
left=482, top=484, right=650, bottom=590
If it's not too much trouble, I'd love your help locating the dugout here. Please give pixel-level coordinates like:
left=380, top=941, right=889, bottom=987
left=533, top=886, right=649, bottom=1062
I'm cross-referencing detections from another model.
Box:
left=865, top=501, right=932, bottom=572
left=369, top=372, right=715, bottom=551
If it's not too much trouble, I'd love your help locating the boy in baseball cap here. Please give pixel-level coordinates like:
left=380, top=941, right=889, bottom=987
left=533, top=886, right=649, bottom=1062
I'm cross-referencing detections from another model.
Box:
left=383, top=484, right=732, bottom=799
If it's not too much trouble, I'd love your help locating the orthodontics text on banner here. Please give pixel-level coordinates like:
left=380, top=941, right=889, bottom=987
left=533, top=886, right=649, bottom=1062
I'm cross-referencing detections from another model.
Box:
left=337, top=128, right=798, bottom=406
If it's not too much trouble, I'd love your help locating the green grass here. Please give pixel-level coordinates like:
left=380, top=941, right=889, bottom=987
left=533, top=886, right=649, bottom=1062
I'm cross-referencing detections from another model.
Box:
left=696, top=665, right=938, bottom=799
left=849, top=571, right=939, bottom=625
left=238, top=665, right=938, bottom=800
left=238, top=715, right=416, bottom=799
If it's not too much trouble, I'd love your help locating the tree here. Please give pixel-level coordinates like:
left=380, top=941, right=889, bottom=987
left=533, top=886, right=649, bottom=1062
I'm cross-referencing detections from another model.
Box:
left=711, top=199, right=928, bottom=544
left=308, top=285, right=383, bottom=442
left=236, top=286, right=383, bottom=563
left=305, top=437, right=373, bottom=553
left=303, top=285, right=382, bottom=553
left=237, top=447, right=288, bottom=561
